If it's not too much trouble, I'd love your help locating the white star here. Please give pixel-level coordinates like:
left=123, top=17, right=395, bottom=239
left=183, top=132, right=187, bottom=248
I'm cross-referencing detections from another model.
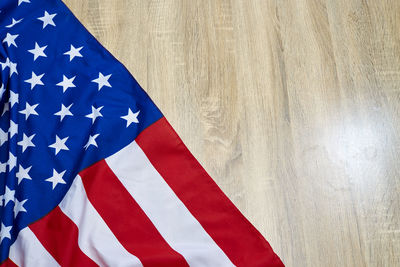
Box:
left=1, top=102, right=9, bottom=116
left=64, top=45, right=83, bottom=61
left=0, top=58, right=10, bottom=70
left=2, top=33, right=18, bottom=47
left=7, top=151, right=17, bottom=172
left=54, top=103, right=73, bottom=122
left=84, top=134, right=100, bottom=150
left=0, top=129, right=7, bottom=146
left=85, top=106, right=103, bottom=124
left=0, top=162, right=6, bottom=174
left=8, top=61, right=17, bottom=77
left=92, top=73, right=111, bottom=90
left=28, top=42, right=47, bottom=61
left=49, top=135, right=69, bottom=155
left=0, top=223, right=12, bottom=243
left=6, top=18, right=23, bottom=28
left=16, top=164, right=32, bottom=184
left=18, top=133, right=35, bottom=152
left=1, top=186, right=15, bottom=207
left=13, top=198, right=27, bottom=218
left=9, top=91, right=18, bottom=108
left=38, top=11, right=56, bottom=29
left=121, top=109, right=140, bottom=127
left=18, top=0, right=30, bottom=6
left=25, top=72, right=44, bottom=89
left=1, top=58, right=18, bottom=77
left=9, top=92, right=18, bottom=109
left=9, top=120, right=18, bottom=139
left=45, top=169, right=66, bottom=189
left=19, top=102, right=39, bottom=120
left=56, top=75, right=76, bottom=92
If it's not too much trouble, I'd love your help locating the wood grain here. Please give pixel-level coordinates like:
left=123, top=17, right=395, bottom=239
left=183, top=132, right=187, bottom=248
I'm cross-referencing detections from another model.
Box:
left=62, top=0, right=400, bottom=266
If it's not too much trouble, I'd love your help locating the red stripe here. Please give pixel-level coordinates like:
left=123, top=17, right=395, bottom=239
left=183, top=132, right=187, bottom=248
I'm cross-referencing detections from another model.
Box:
left=0, top=259, right=17, bottom=267
left=79, top=160, right=190, bottom=267
left=135, top=117, right=284, bottom=267
left=29, top=206, right=97, bottom=267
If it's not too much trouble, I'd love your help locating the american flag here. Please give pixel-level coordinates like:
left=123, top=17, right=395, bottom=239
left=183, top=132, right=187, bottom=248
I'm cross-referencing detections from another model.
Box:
left=0, top=0, right=283, bottom=266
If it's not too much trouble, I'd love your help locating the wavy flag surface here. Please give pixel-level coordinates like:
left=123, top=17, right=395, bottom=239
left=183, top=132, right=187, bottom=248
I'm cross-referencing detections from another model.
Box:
left=0, top=0, right=284, bottom=266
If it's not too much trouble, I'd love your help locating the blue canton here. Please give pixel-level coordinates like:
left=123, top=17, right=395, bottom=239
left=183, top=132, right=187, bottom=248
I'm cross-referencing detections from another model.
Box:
left=0, top=0, right=163, bottom=261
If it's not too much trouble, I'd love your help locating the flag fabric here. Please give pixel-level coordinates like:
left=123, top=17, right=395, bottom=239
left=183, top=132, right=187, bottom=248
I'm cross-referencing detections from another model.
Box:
left=0, top=0, right=284, bottom=266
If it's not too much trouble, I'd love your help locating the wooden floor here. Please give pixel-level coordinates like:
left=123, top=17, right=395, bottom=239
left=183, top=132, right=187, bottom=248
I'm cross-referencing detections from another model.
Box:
left=63, top=0, right=400, bottom=266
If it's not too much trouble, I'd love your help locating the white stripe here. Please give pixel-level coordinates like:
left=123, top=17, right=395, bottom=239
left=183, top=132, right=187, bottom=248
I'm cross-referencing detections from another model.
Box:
left=106, top=141, right=235, bottom=267
left=9, top=227, right=60, bottom=267
left=58, top=175, right=143, bottom=267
